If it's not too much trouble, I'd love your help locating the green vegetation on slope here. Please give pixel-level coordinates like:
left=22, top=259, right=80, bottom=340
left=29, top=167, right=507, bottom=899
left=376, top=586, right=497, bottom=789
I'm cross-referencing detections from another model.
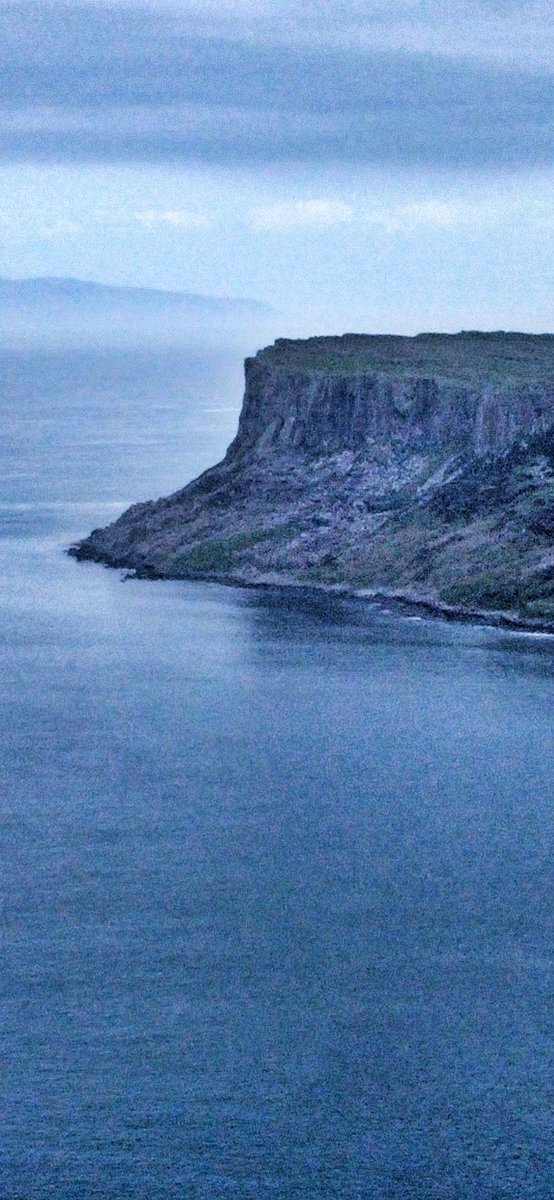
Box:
left=258, top=332, right=554, bottom=383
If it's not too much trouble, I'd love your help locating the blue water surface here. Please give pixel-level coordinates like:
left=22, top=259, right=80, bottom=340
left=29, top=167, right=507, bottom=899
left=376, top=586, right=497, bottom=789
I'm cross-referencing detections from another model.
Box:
left=1, top=345, right=553, bottom=1199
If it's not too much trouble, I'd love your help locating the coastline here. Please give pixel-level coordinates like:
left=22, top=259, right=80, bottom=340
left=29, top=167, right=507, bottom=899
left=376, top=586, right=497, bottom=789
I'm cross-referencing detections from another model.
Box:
left=93, top=554, right=554, bottom=635
left=67, top=333, right=554, bottom=632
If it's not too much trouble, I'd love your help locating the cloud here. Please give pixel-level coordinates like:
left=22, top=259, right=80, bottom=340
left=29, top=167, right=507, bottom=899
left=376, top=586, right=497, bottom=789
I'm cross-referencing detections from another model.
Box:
left=35, top=219, right=81, bottom=239
left=251, top=199, right=353, bottom=230
left=272, top=0, right=554, bottom=69
left=364, top=199, right=466, bottom=233
left=60, top=1, right=554, bottom=68
left=10, top=216, right=82, bottom=240
left=360, top=189, right=554, bottom=234
left=135, top=208, right=209, bottom=227
left=0, top=3, right=552, bottom=167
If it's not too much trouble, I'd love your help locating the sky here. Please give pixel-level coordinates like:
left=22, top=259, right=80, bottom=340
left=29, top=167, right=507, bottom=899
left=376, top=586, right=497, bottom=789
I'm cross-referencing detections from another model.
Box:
left=1, top=0, right=553, bottom=335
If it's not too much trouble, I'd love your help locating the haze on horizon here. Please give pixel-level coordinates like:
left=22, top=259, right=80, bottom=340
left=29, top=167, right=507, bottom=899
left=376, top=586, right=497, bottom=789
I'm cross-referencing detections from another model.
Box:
left=1, top=0, right=553, bottom=337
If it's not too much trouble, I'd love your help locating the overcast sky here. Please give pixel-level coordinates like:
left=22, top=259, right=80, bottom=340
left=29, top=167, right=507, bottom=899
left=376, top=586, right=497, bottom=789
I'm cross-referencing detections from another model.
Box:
left=1, top=0, right=553, bottom=334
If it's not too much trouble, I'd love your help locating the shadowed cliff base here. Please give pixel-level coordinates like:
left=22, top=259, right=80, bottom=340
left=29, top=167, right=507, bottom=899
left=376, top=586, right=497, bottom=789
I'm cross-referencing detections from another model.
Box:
left=70, top=332, right=554, bottom=631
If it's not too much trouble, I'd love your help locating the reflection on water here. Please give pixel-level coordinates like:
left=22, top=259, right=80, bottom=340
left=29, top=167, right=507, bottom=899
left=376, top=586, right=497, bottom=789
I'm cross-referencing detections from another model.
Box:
left=1, top=344, right=554, bottom=1199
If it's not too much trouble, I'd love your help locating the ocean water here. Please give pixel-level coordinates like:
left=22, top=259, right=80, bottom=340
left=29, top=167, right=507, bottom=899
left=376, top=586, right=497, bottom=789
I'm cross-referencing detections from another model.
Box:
left=1, top=343, right=554, bottom=1200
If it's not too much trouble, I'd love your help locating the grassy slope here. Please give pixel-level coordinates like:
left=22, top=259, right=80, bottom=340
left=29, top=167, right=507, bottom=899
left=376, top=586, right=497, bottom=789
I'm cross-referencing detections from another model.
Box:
left=260, top=332, right=554, bottom=383
left=162, top=429, right=554, bottom=621
left=300, top=430, right=554, bottom=618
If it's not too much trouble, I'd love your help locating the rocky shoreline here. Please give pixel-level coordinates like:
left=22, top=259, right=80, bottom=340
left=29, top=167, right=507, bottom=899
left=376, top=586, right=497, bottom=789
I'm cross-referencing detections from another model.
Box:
left=93, top=562, right=554, bottom=636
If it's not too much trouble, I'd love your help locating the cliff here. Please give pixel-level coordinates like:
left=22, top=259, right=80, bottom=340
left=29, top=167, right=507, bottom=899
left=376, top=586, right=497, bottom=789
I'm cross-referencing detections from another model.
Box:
left=233, top=335, right=554, bottom=459
left=70, top=332, right=554, bottom=627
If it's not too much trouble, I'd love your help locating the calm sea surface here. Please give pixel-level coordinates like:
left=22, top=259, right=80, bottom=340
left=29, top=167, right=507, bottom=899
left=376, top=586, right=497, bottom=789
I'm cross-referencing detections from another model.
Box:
left=1, top=344, right=554, bottom=1199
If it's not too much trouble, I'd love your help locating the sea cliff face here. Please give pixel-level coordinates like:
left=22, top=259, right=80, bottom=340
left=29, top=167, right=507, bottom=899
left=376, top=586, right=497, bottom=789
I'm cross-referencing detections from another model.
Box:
left=232, top=339, right=554, bottom=461
left=71, top=332, right=554, bottom=626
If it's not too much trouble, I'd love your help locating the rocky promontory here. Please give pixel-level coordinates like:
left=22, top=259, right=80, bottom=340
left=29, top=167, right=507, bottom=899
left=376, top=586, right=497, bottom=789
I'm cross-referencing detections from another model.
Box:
left=71, top=332, right=554, bottom=626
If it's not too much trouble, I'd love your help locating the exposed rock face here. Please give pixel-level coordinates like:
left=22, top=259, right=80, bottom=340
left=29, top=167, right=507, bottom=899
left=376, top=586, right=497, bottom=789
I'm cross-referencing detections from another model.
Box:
left=233, top=336, right=554, bottom=461
left=71, top=332, right=554, bottom=625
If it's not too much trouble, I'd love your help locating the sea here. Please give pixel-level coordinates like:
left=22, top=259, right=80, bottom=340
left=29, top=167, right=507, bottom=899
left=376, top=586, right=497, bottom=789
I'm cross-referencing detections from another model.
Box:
left=1, top=336, right=554, bottom=1199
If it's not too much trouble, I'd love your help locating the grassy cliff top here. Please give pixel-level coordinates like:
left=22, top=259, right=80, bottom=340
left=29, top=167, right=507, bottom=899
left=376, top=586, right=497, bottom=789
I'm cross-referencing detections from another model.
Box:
left=255, top=332, right=554, bottom=384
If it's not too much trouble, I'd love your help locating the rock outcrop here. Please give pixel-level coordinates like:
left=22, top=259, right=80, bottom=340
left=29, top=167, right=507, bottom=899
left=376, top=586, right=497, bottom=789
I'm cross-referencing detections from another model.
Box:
left=70, top=332, right=554, bottom=626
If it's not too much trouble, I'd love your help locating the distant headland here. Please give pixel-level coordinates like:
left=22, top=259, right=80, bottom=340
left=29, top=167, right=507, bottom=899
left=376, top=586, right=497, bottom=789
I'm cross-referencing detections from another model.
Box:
left=70, top=332, right=554, bottom=630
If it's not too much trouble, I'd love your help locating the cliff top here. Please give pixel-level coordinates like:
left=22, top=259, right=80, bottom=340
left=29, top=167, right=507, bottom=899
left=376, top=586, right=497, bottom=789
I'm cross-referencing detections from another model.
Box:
left=253, top=332, right=554, bottom=384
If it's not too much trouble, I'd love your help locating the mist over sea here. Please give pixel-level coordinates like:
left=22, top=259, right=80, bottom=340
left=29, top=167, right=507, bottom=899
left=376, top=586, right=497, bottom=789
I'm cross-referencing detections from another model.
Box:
left=1, top=306, right=554, bottom=1199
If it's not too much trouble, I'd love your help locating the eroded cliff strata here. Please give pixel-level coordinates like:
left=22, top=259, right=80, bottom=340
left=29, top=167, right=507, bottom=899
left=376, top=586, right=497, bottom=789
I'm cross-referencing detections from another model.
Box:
left=71, top=332, right=554, bottom=625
